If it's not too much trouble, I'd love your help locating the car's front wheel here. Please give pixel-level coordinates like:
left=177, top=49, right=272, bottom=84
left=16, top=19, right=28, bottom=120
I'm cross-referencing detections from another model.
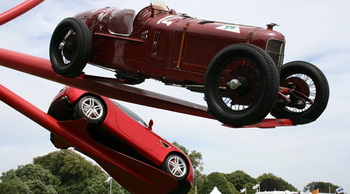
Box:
left=50, top=17, right=91, bottom=77
left=204, top=43, right=279, bottom=127
left=271, top=61, right=329, bottom=124
left=74, top=96, right=106, bottom=124
left=163, top=154, right=188, bottom=181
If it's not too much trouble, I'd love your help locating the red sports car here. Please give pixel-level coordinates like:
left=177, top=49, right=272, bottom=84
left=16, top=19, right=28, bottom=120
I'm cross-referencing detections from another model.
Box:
left=49, top=1, right=329, bottom=127
left=47, top=86, right=194, bottom=191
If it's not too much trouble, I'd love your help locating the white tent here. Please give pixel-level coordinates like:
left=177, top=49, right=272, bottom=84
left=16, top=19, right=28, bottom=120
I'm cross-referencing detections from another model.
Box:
left=210, top=186, right=222, bottom=194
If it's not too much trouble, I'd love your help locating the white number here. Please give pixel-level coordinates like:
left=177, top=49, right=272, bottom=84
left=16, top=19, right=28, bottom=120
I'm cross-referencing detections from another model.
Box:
left=157, top=15, right=182, bottom=26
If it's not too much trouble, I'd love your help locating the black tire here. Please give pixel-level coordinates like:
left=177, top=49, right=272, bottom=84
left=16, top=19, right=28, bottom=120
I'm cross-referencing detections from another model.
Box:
left=204, top=43, right=279, bottom=127
left=163, top=154, right=188, bottom=181
left=50, top=17, right=92, bottom=77
left=50, top=133, right=70, bottom=149
left=271, top=61, right=329, bottom=124
left=74, top=96, right=106, bottom=124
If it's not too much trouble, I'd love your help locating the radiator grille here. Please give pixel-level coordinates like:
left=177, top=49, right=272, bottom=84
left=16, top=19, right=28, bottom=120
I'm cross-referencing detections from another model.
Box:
left=265, top=39, right=285, bottom=69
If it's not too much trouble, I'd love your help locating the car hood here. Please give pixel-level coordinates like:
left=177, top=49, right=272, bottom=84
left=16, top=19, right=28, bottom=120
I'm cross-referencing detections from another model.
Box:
left=183, top=19, right=284, bottom=44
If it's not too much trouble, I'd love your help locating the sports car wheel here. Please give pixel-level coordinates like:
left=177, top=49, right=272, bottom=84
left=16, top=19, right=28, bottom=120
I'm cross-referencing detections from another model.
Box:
left=75, top=96, right=106, bottom=124
left=204, top=43, right=279, bottom=127
left=271, top=61, right=329, bottom=124
left=50, top=17, right=91, bottom=77
left=163, top=154, right=188, bottom=181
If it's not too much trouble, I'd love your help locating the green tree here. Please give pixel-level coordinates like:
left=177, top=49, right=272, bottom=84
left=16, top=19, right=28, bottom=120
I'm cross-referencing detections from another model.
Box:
left=199, top=172, right=238, bottom=194
left=0, top=178, right=30, bottom=194
left=244, top=182, right=256, bottom=194
left=304, top=181, right=340, bottom=193
left=0, top=149, right=126, bottom=194
left=0, top=164, right=59, bottom=193
left=189, top=174, right=207, bottom=194
left=84, top=173, right=129, bottom=194
left=257, top=173, right=297, bottom=191
left=225, top=170, right=257, bottom=193
left=34, top=149, right=128, bottom=193
left=33, top=149, right=107, bottom=193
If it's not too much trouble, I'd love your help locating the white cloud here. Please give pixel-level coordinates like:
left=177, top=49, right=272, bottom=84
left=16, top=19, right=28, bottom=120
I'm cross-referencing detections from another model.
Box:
left=1, top=0, right=350, bottom=190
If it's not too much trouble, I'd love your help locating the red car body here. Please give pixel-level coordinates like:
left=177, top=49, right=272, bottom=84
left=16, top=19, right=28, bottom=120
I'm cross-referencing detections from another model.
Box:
left=75, top=4, right=284, bottom=84
left=48, top=86, right=194, bottom=192
left=50, top=2, right=329, bottom=127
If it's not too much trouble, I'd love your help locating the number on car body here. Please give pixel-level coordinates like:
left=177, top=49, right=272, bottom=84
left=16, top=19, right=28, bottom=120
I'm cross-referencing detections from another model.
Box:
left=157, top=15, right=182, bottom=26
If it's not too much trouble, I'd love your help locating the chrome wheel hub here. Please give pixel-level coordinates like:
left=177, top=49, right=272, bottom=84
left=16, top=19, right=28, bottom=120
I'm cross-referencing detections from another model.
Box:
left=227, top=78, right=242, bottom=89
left=168, top=156, right=187, bottom=178
left=81, top=98, right=103, bottom=120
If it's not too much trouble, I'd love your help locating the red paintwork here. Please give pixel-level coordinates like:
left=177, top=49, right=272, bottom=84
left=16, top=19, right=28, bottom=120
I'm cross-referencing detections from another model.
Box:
left=225, top=118, right=293, bottom=129
left=48, top=86, right=194, bottom=186
left=75, top=3, right=285, bottom=85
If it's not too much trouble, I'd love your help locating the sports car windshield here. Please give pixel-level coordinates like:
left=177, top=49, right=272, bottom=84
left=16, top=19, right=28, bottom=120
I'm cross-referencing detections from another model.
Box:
left=114, top=102, right=148, bottom=127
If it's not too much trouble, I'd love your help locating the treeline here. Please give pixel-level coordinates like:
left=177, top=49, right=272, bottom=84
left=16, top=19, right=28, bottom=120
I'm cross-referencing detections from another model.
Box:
left=0, top=150, right=128, bottom=193
left=191, top=171, right=340, bottom=194
left=173, top=142, right=340, bottom=194
left=0, top=146, right=340, bottom=194
left=192, top=171, right=296, bottom=194
left=174, top=142, right=296, bottom=194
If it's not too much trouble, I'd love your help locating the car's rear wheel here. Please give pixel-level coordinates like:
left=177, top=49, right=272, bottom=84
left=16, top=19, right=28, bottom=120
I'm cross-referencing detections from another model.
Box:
left=75, top=96, right=106, bottom=124
left=204, top=43, right=279, bottom=127
left=163, top=154, right=188, bottom=181
left=50, top=17, right=91, bottom=77
left=271, top=61, right=329, bottom=124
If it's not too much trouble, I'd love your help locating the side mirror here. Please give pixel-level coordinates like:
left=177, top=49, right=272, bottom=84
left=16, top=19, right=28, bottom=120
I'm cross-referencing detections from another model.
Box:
left=148, top=119, right=154, bottom=130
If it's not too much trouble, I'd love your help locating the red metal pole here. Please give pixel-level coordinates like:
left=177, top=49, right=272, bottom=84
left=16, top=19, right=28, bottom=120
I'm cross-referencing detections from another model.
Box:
left=0, top=47, right=212, bottom=119
left=0, top=0, right=45, bottom=25
left=0, top=83, right=101, bottom=162
left=0, top=84, right=57, bottom=131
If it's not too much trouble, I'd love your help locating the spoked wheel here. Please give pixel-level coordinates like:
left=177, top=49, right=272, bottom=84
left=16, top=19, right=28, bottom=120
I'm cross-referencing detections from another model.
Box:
left=75, top=96, right=106, bottom=124
left=271, top=61, right=329, bottom=124
left=50, top=17, right=91, bottom=77
left=205, top=43, right=279, bottom=127
left=163, top=154, right=188, bottom=181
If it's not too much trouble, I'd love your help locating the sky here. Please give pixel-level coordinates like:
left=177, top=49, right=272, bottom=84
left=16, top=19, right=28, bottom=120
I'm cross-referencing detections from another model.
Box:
left=1, top=0, right=350, bottom=191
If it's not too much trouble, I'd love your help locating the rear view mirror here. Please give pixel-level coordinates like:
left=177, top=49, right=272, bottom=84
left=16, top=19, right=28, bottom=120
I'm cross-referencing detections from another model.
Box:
left=148, top=119, right=154, bottom=130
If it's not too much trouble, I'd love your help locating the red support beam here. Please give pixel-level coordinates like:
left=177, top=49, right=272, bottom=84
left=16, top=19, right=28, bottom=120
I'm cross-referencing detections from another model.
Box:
left=0, top=0, right=45, bottom=25
left=0, top=48, right=212, bottom=119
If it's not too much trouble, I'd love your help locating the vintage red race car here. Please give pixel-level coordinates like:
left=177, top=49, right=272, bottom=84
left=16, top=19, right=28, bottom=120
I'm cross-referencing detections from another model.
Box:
left=49, top=1, right=329, bottom=126
left=47, top=86, right=194, bottom=192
